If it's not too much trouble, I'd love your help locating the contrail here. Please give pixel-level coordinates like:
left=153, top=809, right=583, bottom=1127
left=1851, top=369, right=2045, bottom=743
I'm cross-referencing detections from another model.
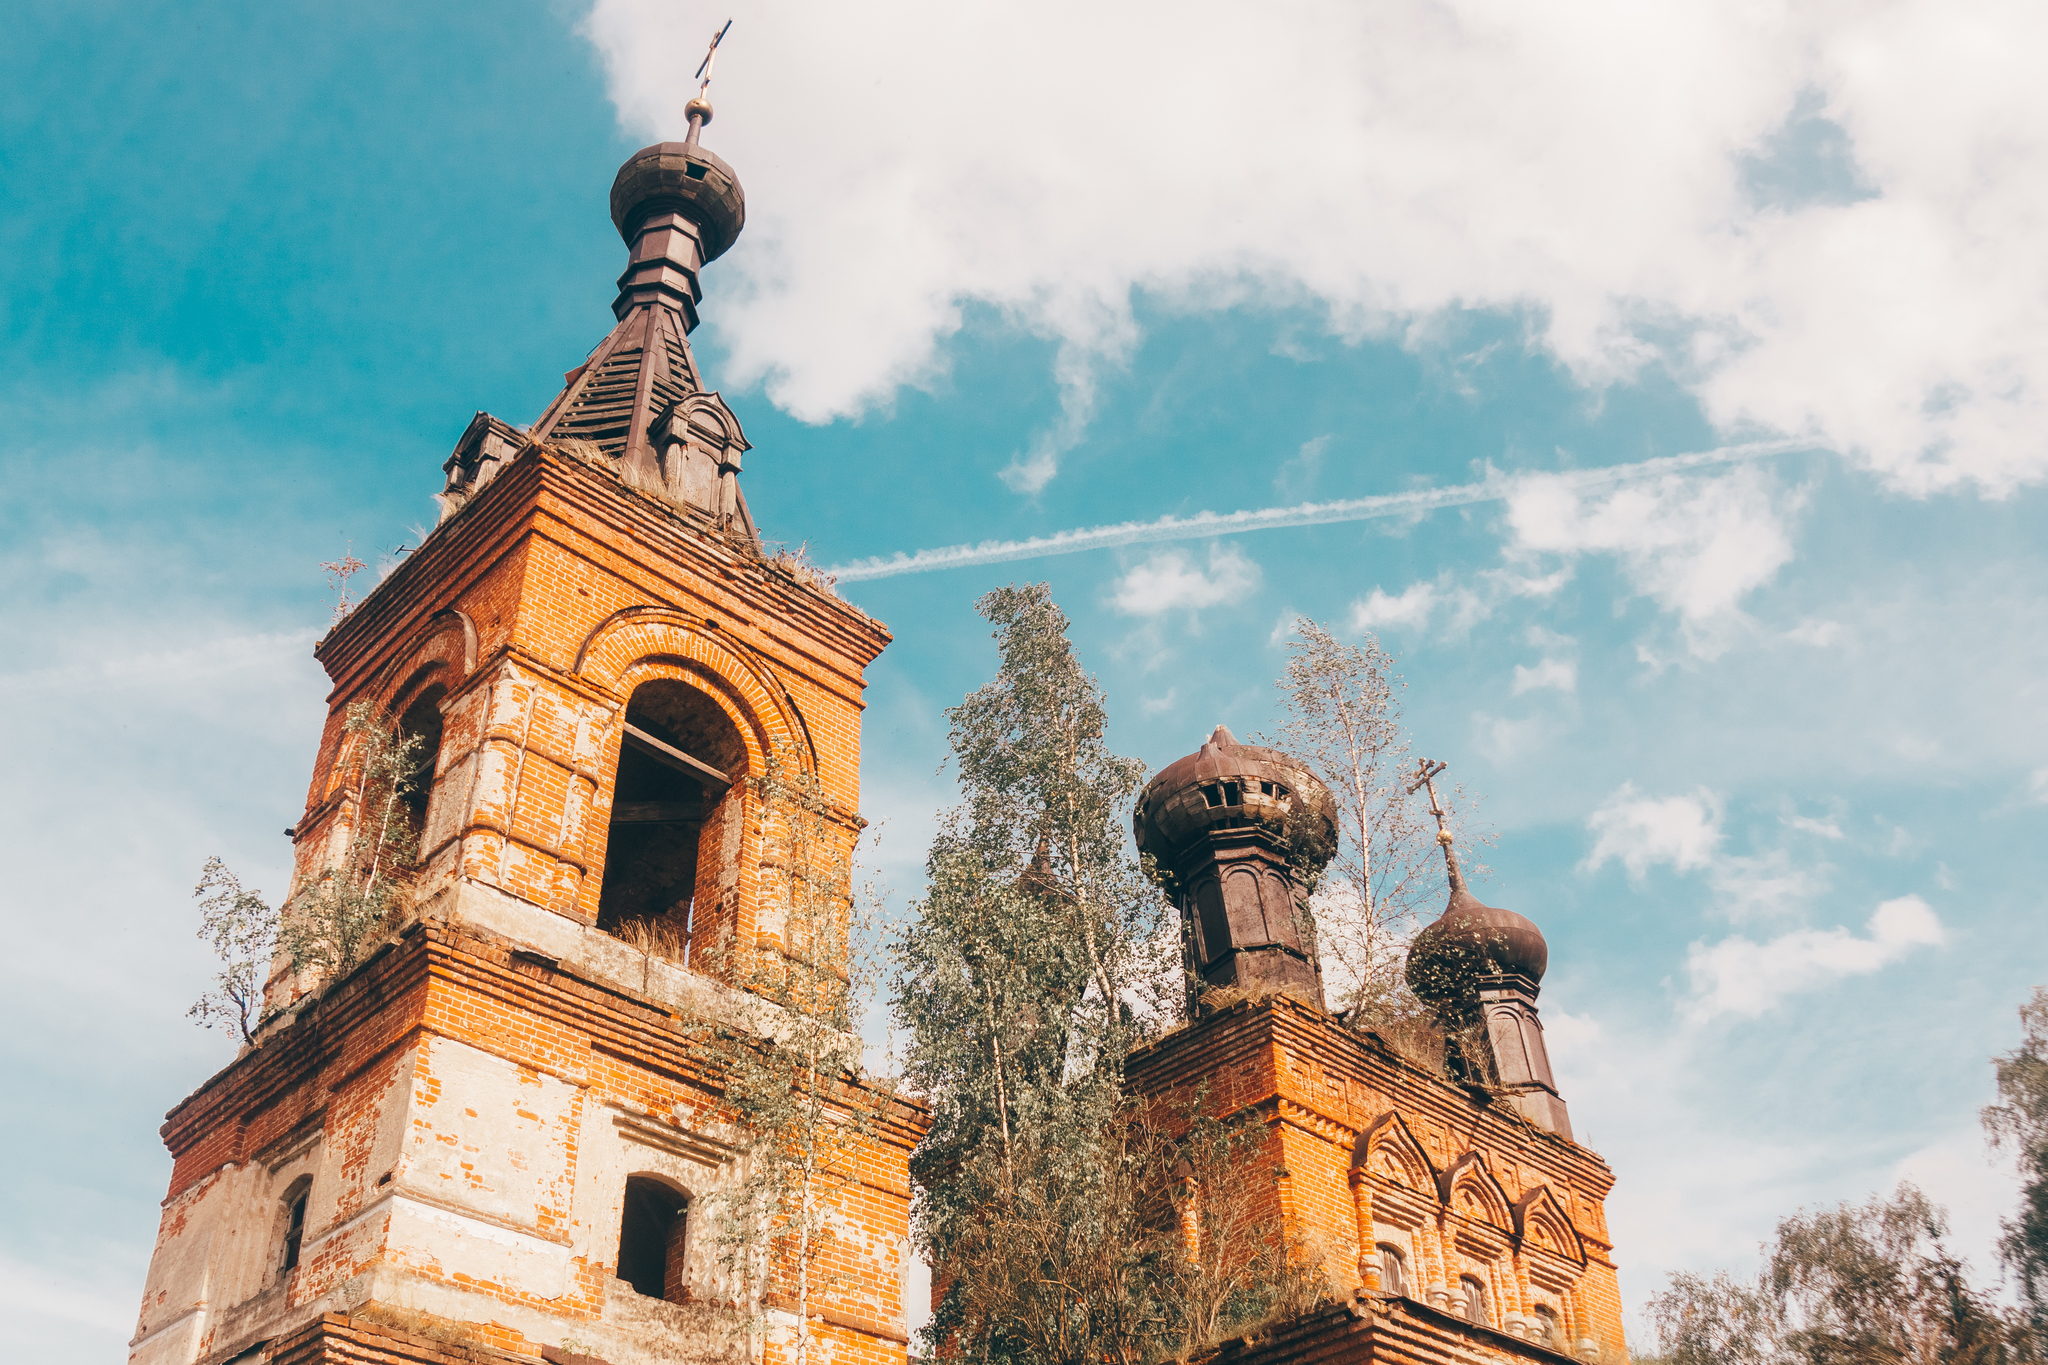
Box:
left=825, top=438, right=1818, bottom=583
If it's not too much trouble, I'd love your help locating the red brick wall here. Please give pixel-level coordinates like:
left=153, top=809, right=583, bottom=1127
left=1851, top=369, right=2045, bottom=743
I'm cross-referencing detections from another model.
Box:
left=1128, top=998, right=1627, bottom=1359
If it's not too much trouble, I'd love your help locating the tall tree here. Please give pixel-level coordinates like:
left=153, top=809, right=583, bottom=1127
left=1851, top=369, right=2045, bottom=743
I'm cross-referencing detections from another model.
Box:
left=1643, top=1184, right=2036, bottom=1365
left=898, top=584, right=1253, bottom=1365
left=1986, top=987, right=2048, bottom=1340
left=1270, top=618, right=1484, bottom=1026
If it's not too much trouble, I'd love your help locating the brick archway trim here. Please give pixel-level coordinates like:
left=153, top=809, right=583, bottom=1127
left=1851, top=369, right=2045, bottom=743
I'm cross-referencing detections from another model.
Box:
left=573, top=606, right=817, bottom=774
left=366, top=608, right=479, bottom=714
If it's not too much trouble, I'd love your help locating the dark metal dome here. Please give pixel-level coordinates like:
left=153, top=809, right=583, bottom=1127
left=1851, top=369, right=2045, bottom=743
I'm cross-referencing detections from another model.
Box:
left=1135, top=725, right=1338, bottom=888
left=610, top=142, right=747, bottom=262
left=1405, top=889, right=1549, bottom=1003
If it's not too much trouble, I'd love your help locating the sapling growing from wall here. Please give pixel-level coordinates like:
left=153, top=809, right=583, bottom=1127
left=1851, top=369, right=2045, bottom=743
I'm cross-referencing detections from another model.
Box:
left=684, top=747, right=895, bottom=1365
left=189, top=701, right=427, bottom=1037
left=279, top=701, right=426, bottom=983
left=189, top=858, right=277, bottom=1045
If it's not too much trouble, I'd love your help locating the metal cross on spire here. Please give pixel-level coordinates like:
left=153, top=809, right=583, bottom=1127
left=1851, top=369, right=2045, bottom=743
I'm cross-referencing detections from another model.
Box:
left=683, top=18, right=733, bottom=146
left=1406, top=757, right=1468, bottom=894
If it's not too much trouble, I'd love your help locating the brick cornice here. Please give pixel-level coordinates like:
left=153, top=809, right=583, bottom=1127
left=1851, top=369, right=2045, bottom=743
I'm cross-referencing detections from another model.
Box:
left=1127, top=997, right=1617, bottom=1198
left=314, top=447, right=889, bottom=709
left=160, top=920, right=926, bottom=1195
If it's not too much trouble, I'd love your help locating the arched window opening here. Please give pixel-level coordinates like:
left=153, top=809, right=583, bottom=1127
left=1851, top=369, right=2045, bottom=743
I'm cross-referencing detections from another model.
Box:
left=279, top=1179, right=312, bottom=1278
left=394, top=682, right=447, bottom=842
left=1376, top=1243, right=1405, bottom=1296
left=598, top=680, right=745, bottom=968
left=617, top=1176, right=689, bottom=1303
left=1531, top=1304, right=1559, bottom=1345
left=1459, top=1274, right=1489, bottom=1327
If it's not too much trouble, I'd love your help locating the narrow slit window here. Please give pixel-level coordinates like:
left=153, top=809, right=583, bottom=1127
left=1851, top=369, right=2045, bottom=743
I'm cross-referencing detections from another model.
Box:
left=1377, top=1243, right=1405, bottom=1295
left=1460, top=1274, right=1488, bottom=1327
left=281, top=1188, right=309, bottom=1275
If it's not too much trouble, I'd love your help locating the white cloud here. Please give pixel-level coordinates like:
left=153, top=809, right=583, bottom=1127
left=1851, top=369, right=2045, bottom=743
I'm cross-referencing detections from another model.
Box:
left=2030, top=768, right=2048, bottom=803
left=1140, top=688, right=1179, bottom=717
left=1110, top=543, right=1260, bottom=616
left=587, top=0, right=2048, bottom=497
left=1786, top=618, right=1846, bottom=647
left=1350, top=581, right=1436, bottom=631
left=1583, top=782, right=1725, bottom=879
left=1505, top=466, right=1803, bottom=654
left=1275, top=434, right=1331, bottom=498
left=1709, top=850, right=1830, bottom=924
left=1473, top=711, right=1549, bottom=763
left=1512, top=657, right=1577, bottom=695
left=1683, top=895, right=1945, bottom=1021
left=1785, top=813, right=1846, bottom=840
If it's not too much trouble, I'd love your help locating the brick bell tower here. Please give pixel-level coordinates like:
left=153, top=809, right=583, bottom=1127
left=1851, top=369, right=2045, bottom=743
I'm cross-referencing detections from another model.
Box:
left=129, top=99, right=925, bottom=1365
left=1127, top=728, right=1628, bottom=1364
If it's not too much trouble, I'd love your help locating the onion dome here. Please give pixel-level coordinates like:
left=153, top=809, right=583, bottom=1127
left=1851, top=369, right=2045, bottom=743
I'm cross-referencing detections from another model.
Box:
left=1405, top=889, right=1549, bottom=1006
left=1134, top=725, right=1338, bottom=890
left=609, top=141, right=746, bottom=263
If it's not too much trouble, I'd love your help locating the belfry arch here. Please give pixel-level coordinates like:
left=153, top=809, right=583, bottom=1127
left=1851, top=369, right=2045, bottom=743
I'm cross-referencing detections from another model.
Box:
left=596, top=675, right=747, bottom=966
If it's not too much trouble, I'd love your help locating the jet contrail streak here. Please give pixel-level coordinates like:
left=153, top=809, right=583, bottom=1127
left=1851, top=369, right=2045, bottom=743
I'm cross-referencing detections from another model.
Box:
left=825, top=438, right=1818, bottom=583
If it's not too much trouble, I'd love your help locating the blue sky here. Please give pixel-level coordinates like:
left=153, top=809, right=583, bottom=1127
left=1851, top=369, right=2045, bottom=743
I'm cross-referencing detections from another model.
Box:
left=5, top=0, right=2046, bottom=1356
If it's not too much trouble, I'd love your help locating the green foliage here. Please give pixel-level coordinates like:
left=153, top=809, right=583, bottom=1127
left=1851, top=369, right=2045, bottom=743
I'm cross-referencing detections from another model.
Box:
left=896, top=584, right=1309, bottom=1365
left=189, top=857, right=276, bottom=1044
left=1643, top=1184, right=2038, bottom=1365
left=1986, top=987, right=2048, bottom=1338
left=278, top=701, right=425, bottom=983
left=189, top=701, right=427, bottom=1039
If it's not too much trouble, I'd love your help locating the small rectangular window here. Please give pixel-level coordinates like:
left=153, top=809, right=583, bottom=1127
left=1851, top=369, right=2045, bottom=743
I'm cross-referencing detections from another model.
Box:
left=1222, top=782, right=1241, bottom=805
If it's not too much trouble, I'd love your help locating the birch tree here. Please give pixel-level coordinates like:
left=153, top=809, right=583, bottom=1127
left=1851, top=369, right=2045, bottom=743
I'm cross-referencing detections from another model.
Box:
left=1987, top=987, right=2048, bottom=1342
left=1642, top=1185, right=2036, bottom=1365
left=688, top=749, right=893, bottom=1365
left=1269, top=618, right=1485, bottom=1029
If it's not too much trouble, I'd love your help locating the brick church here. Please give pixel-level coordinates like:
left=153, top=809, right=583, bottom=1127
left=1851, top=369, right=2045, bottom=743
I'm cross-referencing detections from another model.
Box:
left=127, top=100, right=1627, bottom=1365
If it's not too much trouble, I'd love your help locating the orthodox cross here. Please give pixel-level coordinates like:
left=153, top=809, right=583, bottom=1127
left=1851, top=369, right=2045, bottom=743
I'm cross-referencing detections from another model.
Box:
left=694, top=18, right=732, bottom=93
left=1406, top=757, right=1468, bottom=893
left=684, top=19, right=733, bottom=144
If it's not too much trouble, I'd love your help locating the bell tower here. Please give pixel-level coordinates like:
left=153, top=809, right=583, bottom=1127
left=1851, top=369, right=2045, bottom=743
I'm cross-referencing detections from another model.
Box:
left=128, top=99, right=926, bottom=1365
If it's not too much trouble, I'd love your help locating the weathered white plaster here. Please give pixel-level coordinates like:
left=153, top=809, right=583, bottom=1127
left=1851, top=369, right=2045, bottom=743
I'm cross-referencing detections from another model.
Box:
left=384, top=1195, right=578, bottom=1299
left=405, top=1034, right=581, bottom=1236
left=128, top=1133, right=327, bottom=1364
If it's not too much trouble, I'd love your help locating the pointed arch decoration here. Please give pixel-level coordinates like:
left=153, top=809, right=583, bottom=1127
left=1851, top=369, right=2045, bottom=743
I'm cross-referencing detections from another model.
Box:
left=1351, top=1111, right=1438, bottom=1195
left=1513, top=1185, right=1588, bottom=1267
left=1439, top=1149, right=1515, bottom=1233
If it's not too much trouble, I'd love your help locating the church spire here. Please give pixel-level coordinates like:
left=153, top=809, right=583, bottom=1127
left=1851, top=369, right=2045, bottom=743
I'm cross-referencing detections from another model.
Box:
left=458, top=24, right=757, bottom=537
